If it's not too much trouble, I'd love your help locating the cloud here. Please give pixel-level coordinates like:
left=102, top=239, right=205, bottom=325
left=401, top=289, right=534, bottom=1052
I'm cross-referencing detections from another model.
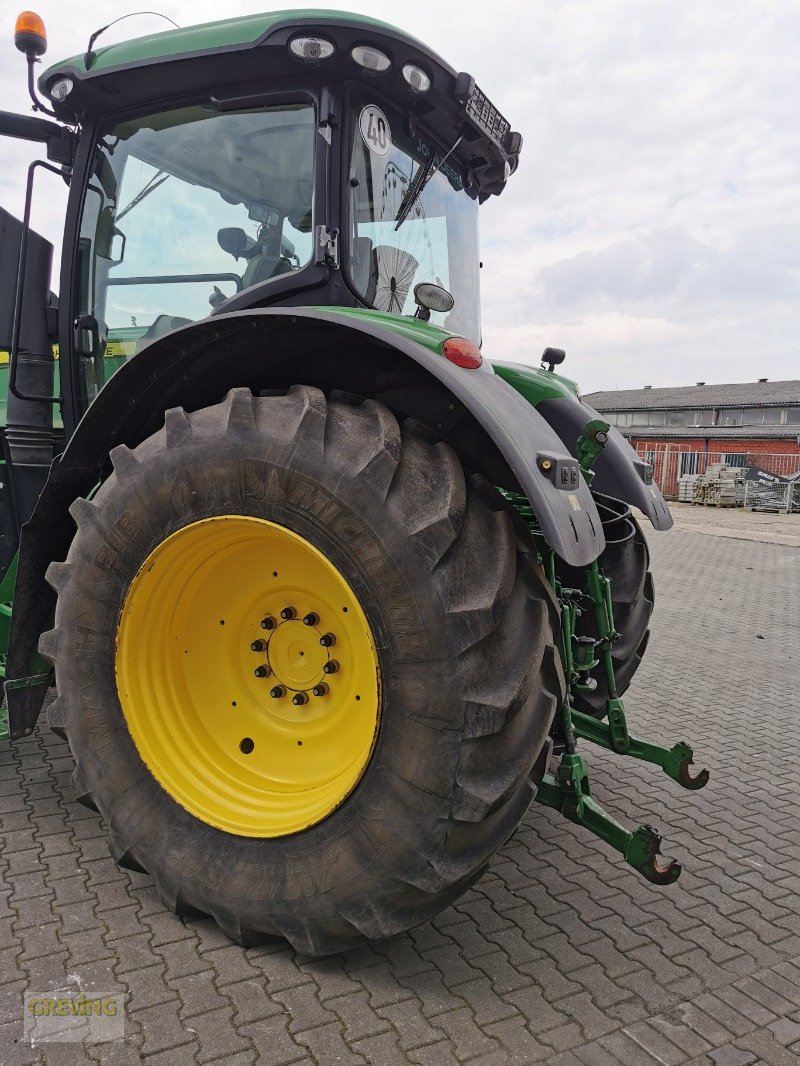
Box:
left=537, top=226, right=800, bottom=309
left=1, top=0, right=798, bottom=388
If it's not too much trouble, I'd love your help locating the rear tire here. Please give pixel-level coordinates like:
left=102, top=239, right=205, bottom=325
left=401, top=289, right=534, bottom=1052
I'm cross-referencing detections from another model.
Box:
left=556, top=492, right=654, bottom=718
left=41, top=386, right=564, bottom=954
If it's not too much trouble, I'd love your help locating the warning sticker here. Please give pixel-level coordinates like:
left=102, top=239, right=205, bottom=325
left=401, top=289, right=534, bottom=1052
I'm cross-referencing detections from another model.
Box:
left=568, top=494, right=581, bottom=511
left=359, top=105, right=392, bottom=157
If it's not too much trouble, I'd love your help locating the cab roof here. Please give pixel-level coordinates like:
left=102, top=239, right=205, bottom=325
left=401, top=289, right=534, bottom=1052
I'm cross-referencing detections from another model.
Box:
left=39, top=8, right=521, bottom=200
left=42, top=10, right=432, bottom=80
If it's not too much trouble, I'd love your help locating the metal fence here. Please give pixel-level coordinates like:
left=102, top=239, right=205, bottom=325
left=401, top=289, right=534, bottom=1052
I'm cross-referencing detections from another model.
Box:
left=633, top=443, right=800, bottom=500
left=743, top=479, right=800, bottom=514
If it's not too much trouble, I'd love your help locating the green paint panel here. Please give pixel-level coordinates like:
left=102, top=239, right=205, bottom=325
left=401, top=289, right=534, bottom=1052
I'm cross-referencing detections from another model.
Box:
left=313, top=306, right=455, bottom=357
left=0, top=361, right=63, bottom=430
left=43, top=9, right=422, bottom=79
left=492, top=360, right=580, bottom=405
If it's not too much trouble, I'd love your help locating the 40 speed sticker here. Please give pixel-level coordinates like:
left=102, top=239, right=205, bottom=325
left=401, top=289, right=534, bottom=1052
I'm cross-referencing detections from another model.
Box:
left=359, top=105, right=392, bottom=157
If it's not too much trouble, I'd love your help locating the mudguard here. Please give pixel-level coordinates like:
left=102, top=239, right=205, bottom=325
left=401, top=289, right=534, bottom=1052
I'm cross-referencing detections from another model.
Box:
left=320, top=313, right=604, bottom=567
left=537, top=394, right=673, bottom=530
left=5, top=308, right=604, bottom=739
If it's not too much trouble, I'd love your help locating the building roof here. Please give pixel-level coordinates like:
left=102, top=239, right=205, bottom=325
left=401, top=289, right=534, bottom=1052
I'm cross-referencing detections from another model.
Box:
left=619, top=424, right=800, bottom=441
left=584, top=379, right=800, bottom=411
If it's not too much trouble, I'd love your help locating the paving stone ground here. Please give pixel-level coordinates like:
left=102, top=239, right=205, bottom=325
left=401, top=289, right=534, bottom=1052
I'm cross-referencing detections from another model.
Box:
left=1, top=526, right=799, bottom=1065
left=668, top=503, right=800, bottom=548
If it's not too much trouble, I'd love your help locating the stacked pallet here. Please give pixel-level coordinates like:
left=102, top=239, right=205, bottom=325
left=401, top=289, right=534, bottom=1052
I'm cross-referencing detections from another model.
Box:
left=678, top=474, right=698, bottom=502
left=691, top=464, right=745, bottom=508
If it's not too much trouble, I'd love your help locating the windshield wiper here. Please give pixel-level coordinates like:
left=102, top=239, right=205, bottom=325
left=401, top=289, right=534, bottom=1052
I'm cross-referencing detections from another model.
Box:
left=394, top=133, right=464, bottom=231
left=394, top=154, right=435, bottom=231
left=117, top=169, right=170, bottom=222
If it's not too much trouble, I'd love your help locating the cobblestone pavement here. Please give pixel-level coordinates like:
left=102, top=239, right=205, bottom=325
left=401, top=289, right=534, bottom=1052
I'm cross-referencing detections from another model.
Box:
left=668, top=502, right=800, bottom=547
left=1, top=528, right=799, bottom=1065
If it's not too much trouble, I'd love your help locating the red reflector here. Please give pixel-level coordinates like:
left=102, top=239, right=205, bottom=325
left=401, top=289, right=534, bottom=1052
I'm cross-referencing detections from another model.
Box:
left=442, top=337, right=482, bottom=369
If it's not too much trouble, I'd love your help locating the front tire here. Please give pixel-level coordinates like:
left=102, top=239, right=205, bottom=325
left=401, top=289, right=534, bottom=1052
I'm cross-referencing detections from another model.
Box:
left=41, top=386, right=564, bottom=954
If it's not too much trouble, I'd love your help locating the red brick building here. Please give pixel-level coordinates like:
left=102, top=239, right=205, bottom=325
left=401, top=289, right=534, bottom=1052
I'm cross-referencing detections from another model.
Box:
left=583, top=378, right=800, bottom=494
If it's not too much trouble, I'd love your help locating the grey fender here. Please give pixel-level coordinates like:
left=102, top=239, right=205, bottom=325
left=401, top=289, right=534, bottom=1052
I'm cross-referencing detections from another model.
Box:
left=297, top=312, right=606, bottom=567
left=537, top=394, right=673, bottom=530
left=6, top=307, right=604, bottom=739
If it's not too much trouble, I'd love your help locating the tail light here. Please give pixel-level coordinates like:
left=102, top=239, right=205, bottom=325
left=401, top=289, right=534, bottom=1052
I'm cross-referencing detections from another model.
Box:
left=442, top=337, right=482, bottom=369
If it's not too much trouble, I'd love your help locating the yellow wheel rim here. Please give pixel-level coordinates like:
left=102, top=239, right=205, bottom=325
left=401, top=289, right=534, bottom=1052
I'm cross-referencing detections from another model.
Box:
left=115, top=516, right=381, bottom=837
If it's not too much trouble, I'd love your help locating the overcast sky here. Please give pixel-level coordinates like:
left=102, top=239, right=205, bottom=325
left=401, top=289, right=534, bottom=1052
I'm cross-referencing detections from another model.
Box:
left=2, top=1, right=799, bottom=392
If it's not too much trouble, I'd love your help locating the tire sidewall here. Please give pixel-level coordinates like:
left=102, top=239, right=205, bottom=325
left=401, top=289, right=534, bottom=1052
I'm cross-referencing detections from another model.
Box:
left=57, top=430, right=467, bottom=938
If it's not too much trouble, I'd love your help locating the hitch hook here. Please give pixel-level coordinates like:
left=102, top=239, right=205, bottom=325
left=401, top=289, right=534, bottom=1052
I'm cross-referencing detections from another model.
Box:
left=668, top=742, right=710, bottom=791
left=625, top=824, right=681, bottom=885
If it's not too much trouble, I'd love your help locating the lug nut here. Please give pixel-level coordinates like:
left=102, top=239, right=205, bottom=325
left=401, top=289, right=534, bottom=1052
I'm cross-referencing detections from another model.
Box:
left=251, top=639, right=267, bottom=652
left=280, top=606, right=296, bottom=620
left=254, top=665, right=270, bottom=678
left=270, top=685, right=286, bottom=699
left=292, top=692, right=309, bottom=706
left=319, top=632, right=336, bottom=647
left=312, top=683, right=329, bottom=697
left=323, top=660, right=340, bottom=675
left=303, top=612, right=319, bottom=626
left=260, top=616, right=276, bottom=630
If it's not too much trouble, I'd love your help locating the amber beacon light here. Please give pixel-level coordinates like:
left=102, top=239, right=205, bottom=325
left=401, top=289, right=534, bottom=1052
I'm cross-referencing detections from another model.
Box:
left=14, top=11, right=47, bottom=57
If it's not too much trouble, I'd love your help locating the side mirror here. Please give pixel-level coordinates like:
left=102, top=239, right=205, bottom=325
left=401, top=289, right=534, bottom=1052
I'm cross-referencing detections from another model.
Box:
left=218, top=227, right=249, bottom=260
left=542, top=347, right=566, bottom=372
left=95, top=206, right=126, bottom=264
left=108, top=228, right=126, bottom=266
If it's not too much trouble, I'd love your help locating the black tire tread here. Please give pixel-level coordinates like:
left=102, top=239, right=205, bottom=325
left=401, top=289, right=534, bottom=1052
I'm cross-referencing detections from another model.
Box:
left=41, top=385, right=564, bottom=953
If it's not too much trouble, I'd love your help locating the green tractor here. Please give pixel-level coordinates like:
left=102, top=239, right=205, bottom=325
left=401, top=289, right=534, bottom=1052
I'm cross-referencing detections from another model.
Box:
left=0, top=8, right=707, bottom=954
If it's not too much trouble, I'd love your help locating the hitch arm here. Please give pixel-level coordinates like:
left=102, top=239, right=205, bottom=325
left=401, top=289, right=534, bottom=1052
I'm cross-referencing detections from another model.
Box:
left=571, top=707, right=710, bottom=790
left=535, top=753, right=681, bottom=885
left=503, top=474, right=707, bottom=887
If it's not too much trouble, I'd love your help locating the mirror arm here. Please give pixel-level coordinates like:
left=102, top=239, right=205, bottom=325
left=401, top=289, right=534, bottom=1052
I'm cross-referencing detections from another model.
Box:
left=0, top=109, right=75, bottom=168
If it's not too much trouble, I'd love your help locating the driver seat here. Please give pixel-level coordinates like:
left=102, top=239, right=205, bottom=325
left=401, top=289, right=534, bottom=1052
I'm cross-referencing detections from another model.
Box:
left=218, top=227, right=294, bottom=290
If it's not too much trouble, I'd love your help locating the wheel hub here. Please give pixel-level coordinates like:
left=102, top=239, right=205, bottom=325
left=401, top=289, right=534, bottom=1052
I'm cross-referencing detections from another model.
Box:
left=115, top=516, right=380, bottom=838
left=261, top=616, right=329, bottom=692
left=249, top=610, right=341, bottom=724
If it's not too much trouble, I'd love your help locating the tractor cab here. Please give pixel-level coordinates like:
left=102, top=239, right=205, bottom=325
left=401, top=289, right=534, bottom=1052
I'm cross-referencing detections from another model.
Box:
left=30, top=11, right=521, bottom=417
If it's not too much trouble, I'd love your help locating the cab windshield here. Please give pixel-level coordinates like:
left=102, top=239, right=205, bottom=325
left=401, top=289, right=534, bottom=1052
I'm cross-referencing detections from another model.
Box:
left=74, top=102, right=315, bottom=397
left=346, top=88, right=481, bottom=341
